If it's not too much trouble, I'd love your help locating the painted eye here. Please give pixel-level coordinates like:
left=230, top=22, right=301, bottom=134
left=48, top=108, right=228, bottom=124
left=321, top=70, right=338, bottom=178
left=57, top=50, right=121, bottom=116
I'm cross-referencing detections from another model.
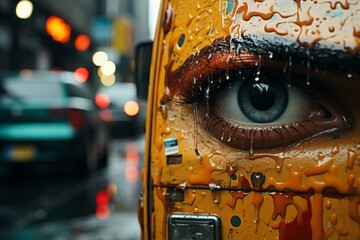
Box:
left=215, top=69, right=313, bottom=124
left=201, top=68, right=351, bottom=150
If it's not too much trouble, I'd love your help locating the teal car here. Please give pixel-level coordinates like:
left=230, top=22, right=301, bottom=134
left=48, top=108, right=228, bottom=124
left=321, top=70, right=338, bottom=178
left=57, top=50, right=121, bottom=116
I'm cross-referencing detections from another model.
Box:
left=0, top=70, right=109, bottom=176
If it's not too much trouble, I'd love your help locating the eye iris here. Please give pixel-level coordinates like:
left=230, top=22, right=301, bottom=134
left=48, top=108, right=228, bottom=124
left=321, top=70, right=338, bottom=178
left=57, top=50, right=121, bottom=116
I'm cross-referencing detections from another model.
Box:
left=238, top=73, right=288, bottom=123
left=250, top=83, right=275, bottom=111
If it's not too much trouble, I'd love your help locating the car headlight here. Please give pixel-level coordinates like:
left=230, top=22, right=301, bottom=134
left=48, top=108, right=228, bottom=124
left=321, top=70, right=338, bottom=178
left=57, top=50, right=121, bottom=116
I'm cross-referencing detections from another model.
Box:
left=168, top=213, right=221, bottom=240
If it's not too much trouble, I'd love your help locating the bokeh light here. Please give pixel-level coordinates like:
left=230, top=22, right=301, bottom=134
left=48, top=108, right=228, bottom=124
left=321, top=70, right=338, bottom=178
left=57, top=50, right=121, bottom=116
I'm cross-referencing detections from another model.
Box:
left=95, top=93, right=110, bottom=109
left=100, top=61, right=116, bottom=76
left=124, top=101, right=140, bottom=116
left=16, top=0, right=33, bottom=19
left=92, top=51, right=108, bottom=66
left=99, top=74, right=116, bottom=86
left=100, top=74, right=116, bottom=86
left=74, top=34, right=91, bottom=51
left=125, top=166, right=139, bottom=183
left=46, top=16, right=71, bottom=43
left=74, top=68, right=89, bottom=83
left=99, top=109, right=113, bottom=122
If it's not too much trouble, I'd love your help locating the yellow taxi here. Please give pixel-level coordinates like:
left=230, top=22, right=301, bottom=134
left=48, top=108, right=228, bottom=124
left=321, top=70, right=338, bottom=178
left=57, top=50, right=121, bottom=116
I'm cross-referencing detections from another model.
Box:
left=136, top=0, right=360, bottom=239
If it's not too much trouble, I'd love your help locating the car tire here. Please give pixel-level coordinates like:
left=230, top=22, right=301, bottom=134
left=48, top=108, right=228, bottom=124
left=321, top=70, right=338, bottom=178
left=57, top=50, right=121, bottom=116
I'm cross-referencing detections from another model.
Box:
left=98, top=141, right=109, bottom=168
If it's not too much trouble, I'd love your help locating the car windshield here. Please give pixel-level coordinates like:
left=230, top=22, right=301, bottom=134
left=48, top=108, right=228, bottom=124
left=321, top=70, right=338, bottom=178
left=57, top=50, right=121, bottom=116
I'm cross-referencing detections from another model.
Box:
left=2, top=79, right=63, bottom=99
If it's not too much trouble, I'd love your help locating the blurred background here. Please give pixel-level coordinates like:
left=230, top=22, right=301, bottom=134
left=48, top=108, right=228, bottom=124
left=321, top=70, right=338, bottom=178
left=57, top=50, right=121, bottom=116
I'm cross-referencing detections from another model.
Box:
left=0, top=0, right=159, bottom=239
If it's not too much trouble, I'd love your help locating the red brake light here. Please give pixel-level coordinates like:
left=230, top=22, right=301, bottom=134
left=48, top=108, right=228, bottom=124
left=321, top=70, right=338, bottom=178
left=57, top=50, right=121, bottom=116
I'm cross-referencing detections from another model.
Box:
left=96, top=190, right=110, bottom=205
left=95, top=93, right=110, bottom=109
left=74, top=67, right=89, bottom=83
left=100, top=109, right=113, bottom=122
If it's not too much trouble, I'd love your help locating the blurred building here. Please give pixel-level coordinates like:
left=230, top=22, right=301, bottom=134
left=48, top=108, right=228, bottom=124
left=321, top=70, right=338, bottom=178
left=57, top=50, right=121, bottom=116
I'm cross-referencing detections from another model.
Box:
left=0, top=0, right=150, bottom=85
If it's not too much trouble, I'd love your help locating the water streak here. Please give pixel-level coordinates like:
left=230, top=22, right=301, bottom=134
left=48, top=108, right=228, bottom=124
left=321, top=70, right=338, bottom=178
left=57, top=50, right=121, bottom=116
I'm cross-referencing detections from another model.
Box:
left=192, top=102, right=200, bottom=156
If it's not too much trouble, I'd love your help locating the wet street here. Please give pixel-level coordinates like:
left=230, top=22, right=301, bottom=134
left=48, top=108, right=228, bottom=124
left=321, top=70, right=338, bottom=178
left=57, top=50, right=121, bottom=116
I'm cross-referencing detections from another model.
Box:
left=0, top=135, right=144, bottom=240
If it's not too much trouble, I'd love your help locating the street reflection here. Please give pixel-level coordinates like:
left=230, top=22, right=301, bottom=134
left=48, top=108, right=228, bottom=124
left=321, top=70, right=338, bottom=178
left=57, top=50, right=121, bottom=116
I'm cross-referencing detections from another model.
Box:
left=125, top=143, right=139, bottom=184
left=0, top=136, right=144, bottom=240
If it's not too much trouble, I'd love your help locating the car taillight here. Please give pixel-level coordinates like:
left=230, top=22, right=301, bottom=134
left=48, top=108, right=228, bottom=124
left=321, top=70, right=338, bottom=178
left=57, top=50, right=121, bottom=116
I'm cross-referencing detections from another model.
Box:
left=68, top=108, right=84, bottom=130
left=95, top=189, right=110, bottom=220
left=124, top=100, right=139, bottom=116
left=100, top=109, right=113, bottom=122
left=95, top=93, right=110, bottom=109
left=168, top=214, right=221, bottom=240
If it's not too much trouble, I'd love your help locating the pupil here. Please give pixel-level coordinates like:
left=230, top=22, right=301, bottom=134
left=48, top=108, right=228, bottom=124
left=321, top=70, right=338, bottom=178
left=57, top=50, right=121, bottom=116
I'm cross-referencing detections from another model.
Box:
left=237, top=69, right=288, bottom=124
left=250, top=83, right=275, bottom=111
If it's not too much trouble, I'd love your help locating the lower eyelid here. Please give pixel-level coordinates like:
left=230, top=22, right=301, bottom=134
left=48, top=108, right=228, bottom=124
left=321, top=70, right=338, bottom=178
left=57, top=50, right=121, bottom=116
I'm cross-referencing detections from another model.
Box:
left=201, top=101, right=351, bottom=150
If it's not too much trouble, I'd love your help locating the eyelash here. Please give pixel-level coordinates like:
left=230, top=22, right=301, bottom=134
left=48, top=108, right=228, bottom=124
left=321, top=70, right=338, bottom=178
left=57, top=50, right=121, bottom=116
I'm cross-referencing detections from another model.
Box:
left=201, top=113, right=317, bottom=150
left=169, top=67, right=351, bottom=150
left=168, top=70, right=235, bottom=105
left=171, top=67, right=311, bottom=104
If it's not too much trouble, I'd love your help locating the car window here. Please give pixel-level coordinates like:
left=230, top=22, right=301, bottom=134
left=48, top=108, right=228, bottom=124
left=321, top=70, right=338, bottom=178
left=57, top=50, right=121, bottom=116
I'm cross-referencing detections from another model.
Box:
left=65, top=83, right=93, bottom=99
left=3, top=80, right=63, bottom=99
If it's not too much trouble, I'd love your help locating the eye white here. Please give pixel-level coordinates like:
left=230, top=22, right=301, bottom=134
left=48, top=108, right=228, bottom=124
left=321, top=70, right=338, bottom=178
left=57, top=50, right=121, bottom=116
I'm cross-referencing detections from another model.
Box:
left=213, top=79, right=314, bottom=125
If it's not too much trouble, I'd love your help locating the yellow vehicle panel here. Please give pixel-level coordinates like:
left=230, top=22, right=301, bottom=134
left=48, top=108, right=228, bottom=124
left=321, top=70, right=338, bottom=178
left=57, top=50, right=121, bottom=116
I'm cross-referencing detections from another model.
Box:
left=139, top=0, right=360, bottom=239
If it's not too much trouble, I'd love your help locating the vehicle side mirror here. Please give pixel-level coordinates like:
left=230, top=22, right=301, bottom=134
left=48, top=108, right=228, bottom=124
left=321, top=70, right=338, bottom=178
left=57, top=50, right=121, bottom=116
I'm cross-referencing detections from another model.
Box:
left=135, top=41, right=153, bottom=100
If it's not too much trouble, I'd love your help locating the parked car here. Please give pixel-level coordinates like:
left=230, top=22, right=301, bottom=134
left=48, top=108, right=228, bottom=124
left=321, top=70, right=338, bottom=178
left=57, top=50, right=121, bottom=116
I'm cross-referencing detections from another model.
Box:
left=95, top=82, right=146, bottom=138
left=0, top=70, right=109, bottom=176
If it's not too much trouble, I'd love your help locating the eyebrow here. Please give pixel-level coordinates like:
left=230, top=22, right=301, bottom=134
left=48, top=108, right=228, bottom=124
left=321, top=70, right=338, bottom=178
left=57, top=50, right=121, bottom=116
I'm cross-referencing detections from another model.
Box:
left=233, top=35, right=360, bottom=73
left=166, top=36, right=360, bottom=102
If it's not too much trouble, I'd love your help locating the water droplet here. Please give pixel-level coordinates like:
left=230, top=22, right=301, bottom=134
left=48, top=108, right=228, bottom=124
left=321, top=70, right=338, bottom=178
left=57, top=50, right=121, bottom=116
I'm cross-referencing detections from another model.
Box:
left=249, top=143, right=254, bottom=156
left=255, top=60, right=261, bottom=82
left=209, top=183, right=220, bottom=191
left=159, top=96, right=169, bottom=119
left=225, top=70, right=230, bottom=80
left=251, top=172, right=266, bottom=191
left=160, top=104, right=167, bottom=119
left=249, top=130, right=255, bottom=155
left=268, top=51, right=273, bottom=59
left=236, top=44, right=241, bottom=55
left=205, top=88, right=210, bottom=117
left=241, top=129, right=245, bottom=149
left=180, top=182, right=187, bottom=190
left=212, top=190, right=221, bottom=204
left=306, top=60, right=311, bottom=85
left=227, top=126, right=235, bottom=142
left=192, top=103, right=200, bottom=157
left=220, top=123, right=227, bottom=141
